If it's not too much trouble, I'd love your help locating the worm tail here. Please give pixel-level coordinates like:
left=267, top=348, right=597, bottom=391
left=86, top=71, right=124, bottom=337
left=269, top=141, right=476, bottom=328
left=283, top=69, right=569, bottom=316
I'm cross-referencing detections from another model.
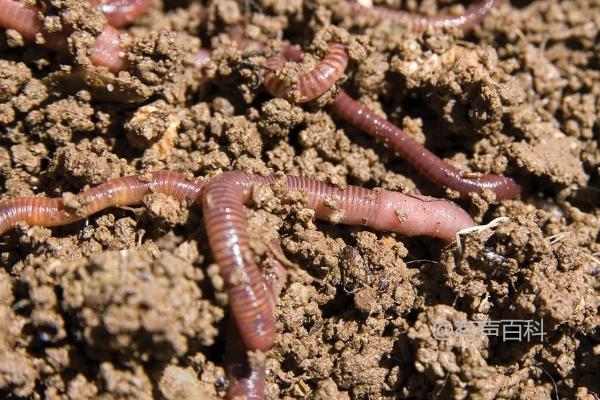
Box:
left=0, top=171, right=204, bottom=236
left=330, top=91, right=522, bottom=200
left=225, top=241, right=287, bottom=400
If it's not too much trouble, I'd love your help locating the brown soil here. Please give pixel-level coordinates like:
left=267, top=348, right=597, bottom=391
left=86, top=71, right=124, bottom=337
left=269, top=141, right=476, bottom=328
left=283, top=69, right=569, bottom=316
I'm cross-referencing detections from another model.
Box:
left=0, top=0, right=599, bottom=399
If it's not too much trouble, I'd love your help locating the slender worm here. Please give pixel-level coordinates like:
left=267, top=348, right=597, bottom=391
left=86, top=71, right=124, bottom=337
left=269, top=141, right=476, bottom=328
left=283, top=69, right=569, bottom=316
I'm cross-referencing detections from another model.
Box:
left=0, top=3, right=499, bottom=397
left=349, top=0, right=498, bottom=33
left=263, top=45, right=522, bottom=199
left=88, top=0, right=154, bottom=28
left=330, top=91, right=523, bottom=199
left=0, top=171, right=204, bottom=236
left=0, top=0, right=128, bottom=72
left=225, top=241, right=287, bottom=400
left=262, top=43, right=348, bottom=103
left=202, top=170, right=474, bottom=350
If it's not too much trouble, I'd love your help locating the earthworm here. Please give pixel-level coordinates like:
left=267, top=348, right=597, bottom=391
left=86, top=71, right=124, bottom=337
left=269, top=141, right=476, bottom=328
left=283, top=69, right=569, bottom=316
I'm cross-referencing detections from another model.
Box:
left=202, top=170, right=473, bottom=350
left=0, top=0, right=128, bottom=72
left=262, top=43, right=348, bottom=103
left=262, top=45, right=521, bottom=199
left=225, top=241, right=287, bottom=400
left=349, top=0, right=498, bottom=33
left=0, top=171, right=204, bottom=236
left=88, top=0, right=154, bottom=28
left=330, top=91, right=522, bottom=199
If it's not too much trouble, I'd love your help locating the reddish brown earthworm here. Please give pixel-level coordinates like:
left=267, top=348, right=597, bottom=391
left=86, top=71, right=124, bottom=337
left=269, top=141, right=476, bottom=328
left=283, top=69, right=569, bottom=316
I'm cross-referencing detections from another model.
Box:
left=0, top=0, right=66, bottom=52
left=0, top=0, right=128, bottom=72
left=88, top=0, right=154, bottom=28
left=202, top=172, right=278, bottom=352
left=349, top=0, right=498, bottom=33
left=0, top=171, right=204, bottom=236
left=225, top=317, right=268, bottom=399
left=262, top=43, right=348, bottom=103
left=330, top=91, right=522, bottom=199
left=263, top=44, right=521, bottom=199
left=225, top=242, right=287, bottom=400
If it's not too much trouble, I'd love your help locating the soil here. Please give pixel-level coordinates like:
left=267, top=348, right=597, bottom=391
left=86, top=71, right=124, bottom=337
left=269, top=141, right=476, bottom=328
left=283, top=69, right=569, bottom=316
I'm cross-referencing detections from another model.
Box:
left=0, top=0, right=599, bottom=399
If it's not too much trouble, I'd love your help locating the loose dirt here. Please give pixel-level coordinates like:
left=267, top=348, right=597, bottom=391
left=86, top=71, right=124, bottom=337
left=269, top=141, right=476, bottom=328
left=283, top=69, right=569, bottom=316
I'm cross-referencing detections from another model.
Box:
left=0, top=0, right=598, bottom=399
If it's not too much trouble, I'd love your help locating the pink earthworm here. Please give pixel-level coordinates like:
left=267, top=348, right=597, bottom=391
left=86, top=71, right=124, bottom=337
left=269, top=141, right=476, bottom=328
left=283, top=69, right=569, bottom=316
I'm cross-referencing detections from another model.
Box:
left=0, top=0, right=128, bottom=72
left=202, top=170, right=474, bottom=350
left=262, top=43, right=348, bottom=103
left=263, top=45, right=522, bottom=199
left=88, top=0, right=154, bottom=28
left=0, top=171, right=204, bottom=236
left=349, top=0, right=498, bottom=33
left=224, top=308, right=269, bottom=399
left=225, top=241, right=288, bottom=400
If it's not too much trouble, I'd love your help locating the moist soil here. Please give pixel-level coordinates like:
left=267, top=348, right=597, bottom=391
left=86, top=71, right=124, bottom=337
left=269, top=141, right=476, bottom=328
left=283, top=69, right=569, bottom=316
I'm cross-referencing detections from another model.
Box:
left=0, top=0, right=599, bottom=399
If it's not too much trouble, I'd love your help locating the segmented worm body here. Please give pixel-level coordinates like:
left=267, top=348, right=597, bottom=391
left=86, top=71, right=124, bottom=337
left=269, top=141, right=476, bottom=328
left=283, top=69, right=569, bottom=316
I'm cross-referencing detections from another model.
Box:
left=202, top=170, right=474, bottom=352
left=262, top=43, right=348, bottom=103
left=0, top=0, right=65, bottom=51
left=0, top=0, right=129, bottom=72
left=88, top=0, right=154, bottom=28
left=350, top=0, right=498, bottom=33
left=330, top=91, right=523, bottom=199
left=0, top=171, right=204, bottom=236
left=225, top=242, right=287, bottom=400
left=263, top=44, right=521, bottom=199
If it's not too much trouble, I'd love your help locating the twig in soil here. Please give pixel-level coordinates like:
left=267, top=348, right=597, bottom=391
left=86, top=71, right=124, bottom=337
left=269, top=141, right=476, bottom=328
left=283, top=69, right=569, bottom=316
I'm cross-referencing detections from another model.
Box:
left=534, top=364, right=560, bottom=400
left=546, top=231, right=572, bottom=245
left=241, top=49, right=271, bottom=59
left=581, top=252, right=600, bottom=275
left=236, top=0, right=263, bottom=14
left=264, top=239, right=295, bottom=268
left=405, top=259, right=439, bottom=265
left=434, top=372, right=451, bottom=398
left=454, top=216, right=510, bottom=254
